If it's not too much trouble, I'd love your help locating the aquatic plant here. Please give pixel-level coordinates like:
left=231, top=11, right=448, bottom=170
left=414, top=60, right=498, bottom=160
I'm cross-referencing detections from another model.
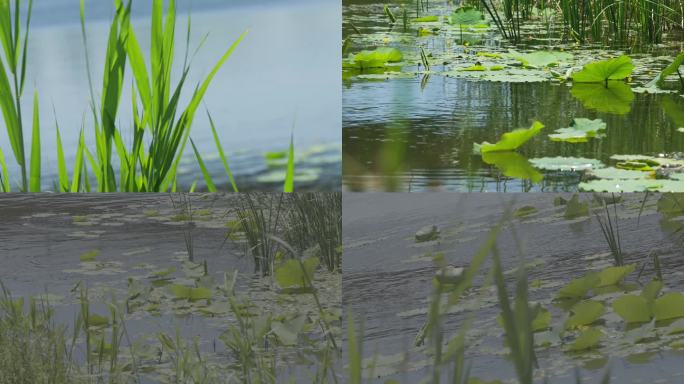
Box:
left=0, top=0, right=39, bottom=192
left=571, top=56, right=635, bottom=85
left=594, top=195, right=624, bottom=266
left=657, top=50, right=684, bottom=89
left=473, top=121, right=545, bottom=153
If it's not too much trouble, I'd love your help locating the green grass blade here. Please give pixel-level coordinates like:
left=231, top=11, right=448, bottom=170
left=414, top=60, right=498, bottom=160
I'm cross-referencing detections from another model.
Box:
left=207, top=111, right=237, bottom=192
left=347, top=312, right=362, bottom=384
left=189, top=180, right=197, bottom=193
left=0, top=57, right=23, bottom=167
left=0, top=1, right=14, bottom=70
left=70, top=128, right=85, bottom=192
left=19, top=0, right=33, bottom=94
left=284, top=133, right=294, bottom=192
left=0, top=144, right=8, bottom=192
left=29, top=90, right=40, bottom=192
left=190, top=138, right=216, bottom=192
left=55, top=119, right=68, bottom=192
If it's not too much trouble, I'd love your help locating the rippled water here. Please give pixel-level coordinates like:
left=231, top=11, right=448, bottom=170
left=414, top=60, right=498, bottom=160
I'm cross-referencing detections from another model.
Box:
left=343, top=193, right=684, bottom=383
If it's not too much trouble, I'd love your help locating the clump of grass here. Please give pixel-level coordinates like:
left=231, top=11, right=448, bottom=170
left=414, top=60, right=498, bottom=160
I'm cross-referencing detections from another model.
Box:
left=594, top=194, right=624, bottom=266
left=0, top=283, right=83, bottom=384
left=288, top=193, right=342, bottom=272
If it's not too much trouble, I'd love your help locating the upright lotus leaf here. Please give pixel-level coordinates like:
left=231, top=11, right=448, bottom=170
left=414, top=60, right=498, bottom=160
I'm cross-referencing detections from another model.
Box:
left=481, top=152, right=543, bottom=183
left=473, top=121, right=544, bottom=153
left=568, top=327, right=602, bottom=351
left=654, top=292, right=684, bottom=321
left=641, top=280, right=663, bottom=303
left=549, top=118, right=607, bottom=143
left=557, top=273, right=600, bottom=298
left=449, top=6, right=485, bottom=25
left=613, top=294, right=651, bottom=323
left=571, top=82, right=634, bottom=114
left=597, top=264, right=636, bottom=287
left=274, top=257, right=319, bottom=290
left=657, top=51, right=684, bottom=88
left=571, top=55, right=635, bottom=83
left=565, top=300, right=605, bottom=329
left=509, top=50, right=573, bottom=68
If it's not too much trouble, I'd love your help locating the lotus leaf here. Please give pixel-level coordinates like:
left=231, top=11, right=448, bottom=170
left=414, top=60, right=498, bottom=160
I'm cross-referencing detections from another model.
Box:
left=461, top=65, right=487, bottom=71
left=274, top=257, right=319, bottom=289
left=473, top=121, right=544, bottom=153
left=80, top=249, right=100, bottom=262
left=509, top=50, right=573, bottom=68
left=571, top=55, right=635, bottom=83
left=568, top=327, right=602, bottom=351
left=529, top=157, right=603, bottom=171
left=349, top=47, right=404, bottom=69
left=564, top=194, right=589, bottom=219
left=641, top=280, right=663, bottom=303
left=271, top=314, right=307, bottom=346
left=414, top=15, right=439, bottom=22
left=548, top=118, right=606, bottom=143
left=481, top=152, right=543, bottom=183
left=657, top=51, right=684, bottom=88
left=565, top=300, right=604, bottom=329
left=654, top=292, right=684, bottom=321
left=597, top=264, right=635, bottom=287
left=168, top=284, right=212, bottom=301
left=613, top=295, right=651, bottom=323
left=88, top=313, right=109, bottom=327
left=449, top=7, right=484, bottom=25
left=571, top=82, right=634, bottom=114
left=579, top=179, right=684, bottom=193
left=557, top=273, right=600, bottom=298
left=496, top=307, right=550, bottom=332
left=589, top=167, right=650, bottom=180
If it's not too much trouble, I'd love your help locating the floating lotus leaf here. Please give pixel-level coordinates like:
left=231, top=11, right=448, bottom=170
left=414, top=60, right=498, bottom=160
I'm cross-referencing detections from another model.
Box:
left=579, top=179, right=684, bottom=193
left=548, top=118, right=606, bottom=143
left=271, top=314, right=307, bottom=346
left=565, top=300, right=604, bottom=329
left=641, top=280, right=663, bottom=303
left=346, top=47, right=404, bottom=69
left=274, top=257, right=319, bottom=290
left=571, top=55, right=635, bottom=83
left=414, top=15, right=440, bottom=22
left=449, top=6, right=485, bottom=25
left=508, top=50, right=573, bottom=68
left=654, top=292, right=684, bottom=321
left=529, top=157, right=604, bottom=171
left=613, top=295, right=651, bottom=323
left=568, top=327, right=602, bottom=351
left=514, top=205, right=538, bottom=217
left=88, top=313, right=110, bottom=327
left=571, top=82, right=634, bottom=114
left=473, top=121, right=545, bottom=153
left=589, top=167, right=650, bottom=180
left=557, top=273, right=600, bottom=298
left=564, top=194, right=589, bottom=219
left=481, top=152, right=543, bottom=183
left=80, top=249, right=100, bottom=262
left=168, top=284, right=212, bottom=301
left=597, top=264, right=635, bottom=287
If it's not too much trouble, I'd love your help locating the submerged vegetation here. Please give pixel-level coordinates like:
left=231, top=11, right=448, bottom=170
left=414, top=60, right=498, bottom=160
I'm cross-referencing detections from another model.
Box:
left=0, top=0, right=298, bottom=192
left=343, top=193, right=684, bottom=383
left=343, top=0, right=684, bottom=192
left=0, top=193, right=342, bottom=383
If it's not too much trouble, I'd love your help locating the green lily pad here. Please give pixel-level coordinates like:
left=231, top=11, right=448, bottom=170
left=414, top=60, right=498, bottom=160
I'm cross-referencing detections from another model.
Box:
left=597, top=264, right=635, bottom=287
left=579, top=179, right=684, bottom=193
left=274, top=257, right=319, bottom=290
left=413, top=15, right=440, bottom=22
left=515, top=206, right=538, bottom=217
left=508, top=50, right=573, bottom=68
left=88, top=313, right=110, bottom=327
left=80, top=249, right=100, bottom=262
left=168, top=284, right=213, bottom=301
left=589, top=167, right=650, bottom=180
left=557, top=273, right=600, bottom=299
left=571, top=82, right=634, bottom=114
left=347, top=47, right=404, bottom=69
left=641, top=280, right=663, bottom=303
left=461, top=65, right=487, bottom=71
left=271, top=314, right=307, bottom=346
left=569, top=328, right=602, bottom=351
left=654, top=292, right=684, bottom=321
left=474, top=121, right=545, bottom=153
left=613, top=294, right=651, bottom=323
left=529, top=157, right=604, bottom=171
left=572, top=55, right=635, bottom=83
left=565, top=300, right=604, bottom=329
left=564, top=194, right=589, bottom=219
left=549, top=118, right=607, bottom=143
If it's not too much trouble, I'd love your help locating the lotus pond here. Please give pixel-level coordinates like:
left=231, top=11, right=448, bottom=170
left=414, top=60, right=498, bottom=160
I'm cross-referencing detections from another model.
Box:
left=342, top=0, right=684, bottom=192
left=0, top=193, right=341, bottom=383
left=343, top=192, right=684, bottom=383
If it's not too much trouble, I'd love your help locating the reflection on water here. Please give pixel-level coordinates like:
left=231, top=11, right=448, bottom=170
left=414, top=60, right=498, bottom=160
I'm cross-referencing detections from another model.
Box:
left=342, top=193, right=684, bottom=383
left=1, top=0, right=341, bottom=190
left=343, top=77, right=684, bottom=192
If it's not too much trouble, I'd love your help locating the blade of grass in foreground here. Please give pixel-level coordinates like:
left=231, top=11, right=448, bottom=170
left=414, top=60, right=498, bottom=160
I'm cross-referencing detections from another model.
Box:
left=207, top=111, right=238, bottom=192
left=190, top=138, right=216, bottom=192
left=29, top=90, right=40, bottom=192
left=55, top=120, right=69, bottom=192
left=0, top=145, right=8, bottom=191
left=284, top=133, right=294, bottom=192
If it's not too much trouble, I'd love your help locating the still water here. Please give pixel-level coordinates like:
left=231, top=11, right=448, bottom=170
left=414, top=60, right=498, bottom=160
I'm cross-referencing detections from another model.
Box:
left=1, top=0, right=341, bottom=190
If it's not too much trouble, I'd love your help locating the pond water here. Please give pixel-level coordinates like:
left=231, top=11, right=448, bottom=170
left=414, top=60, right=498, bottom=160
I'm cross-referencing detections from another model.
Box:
left=0, top=194, right=341, bottom=382
left=343, top=193, right=684, bottom=383
left=0, top=0, right=341, bottom=191
left=342, top=0, right=684, bottom=192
